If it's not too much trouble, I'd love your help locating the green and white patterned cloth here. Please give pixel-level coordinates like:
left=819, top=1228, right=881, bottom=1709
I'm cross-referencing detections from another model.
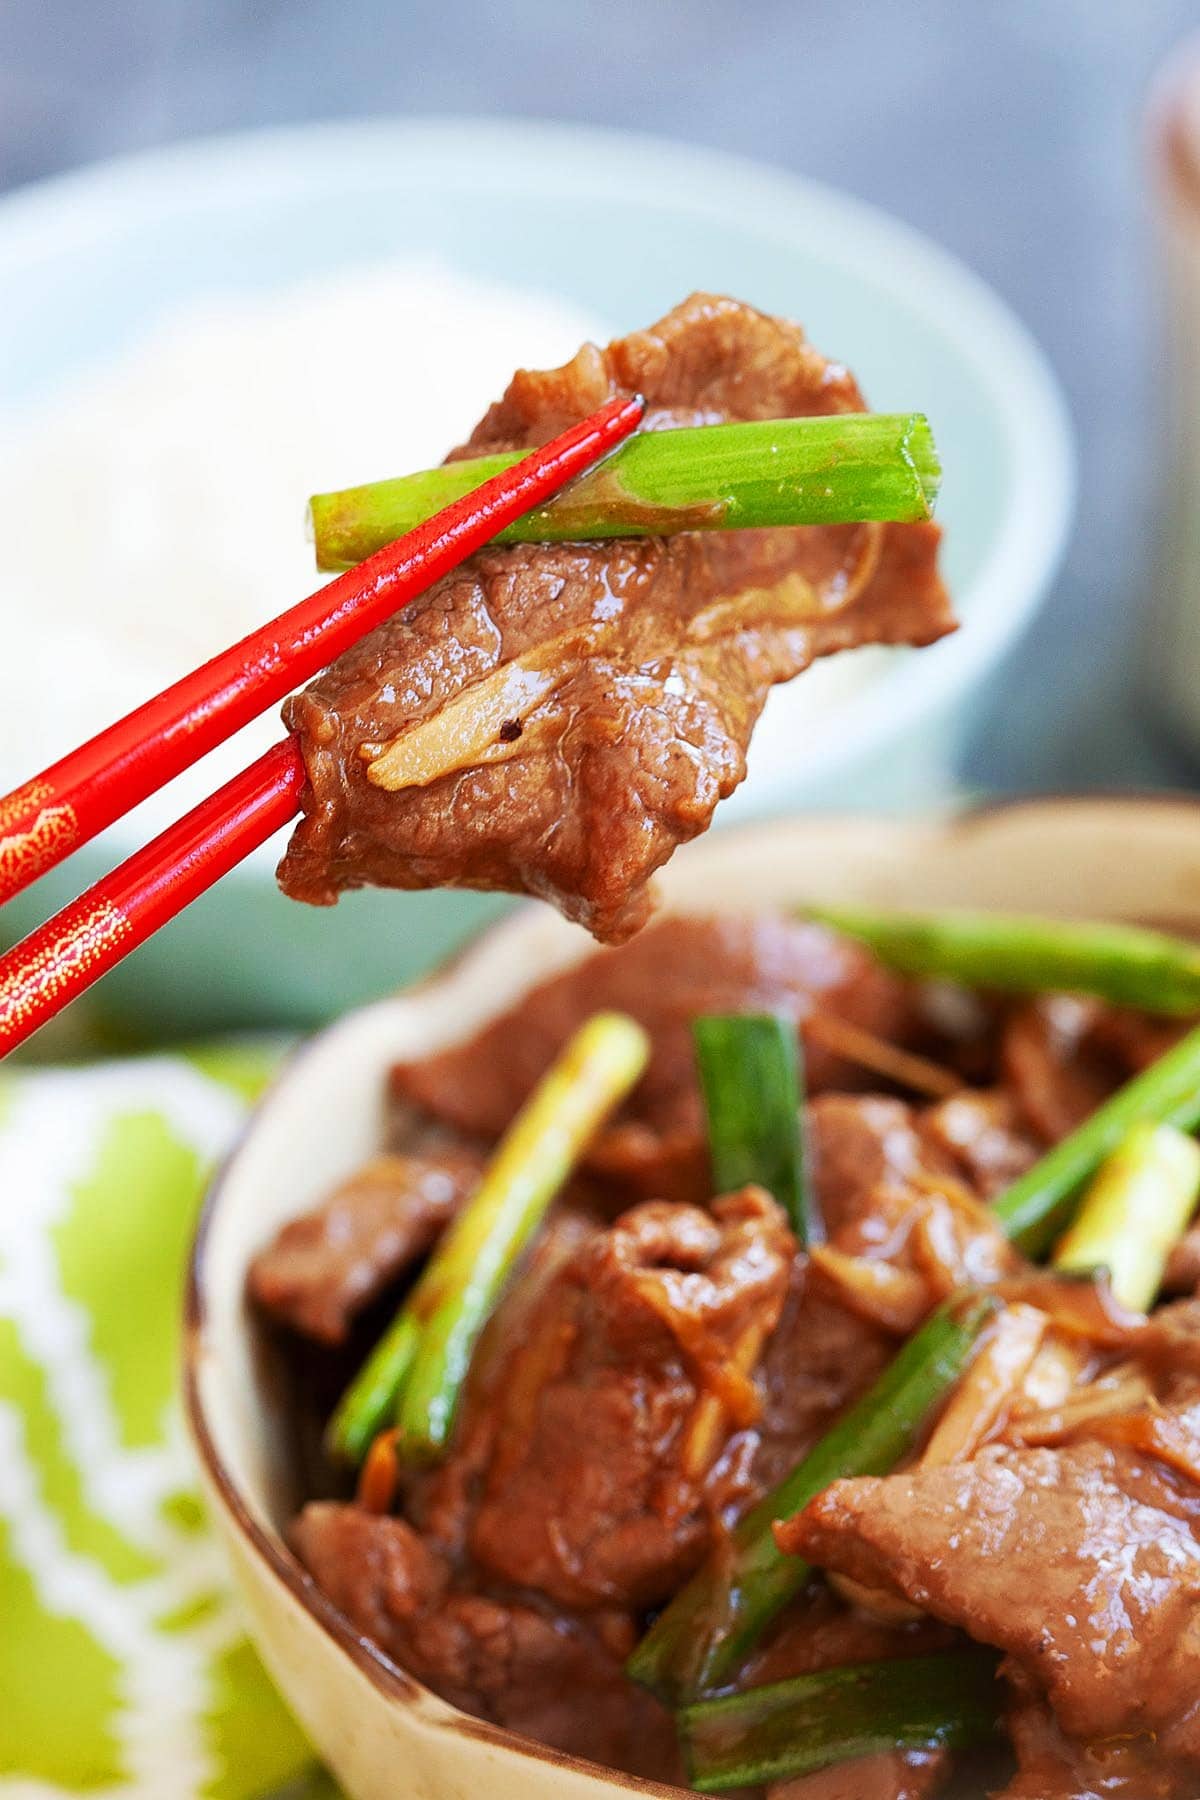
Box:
left=0, top=1045, right=335, bottom=1798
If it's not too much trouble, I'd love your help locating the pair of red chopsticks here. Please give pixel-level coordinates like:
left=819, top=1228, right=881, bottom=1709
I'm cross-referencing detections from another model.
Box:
left=0, top=394, right=645, bottom=1056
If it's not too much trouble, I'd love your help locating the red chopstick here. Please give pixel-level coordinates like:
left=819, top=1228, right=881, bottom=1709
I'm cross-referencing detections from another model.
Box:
left=0, top=394, right=645, bottom=1056
left=0, top=392, right=644, bottom=906
left=0, top=740, right=304, bottom=1055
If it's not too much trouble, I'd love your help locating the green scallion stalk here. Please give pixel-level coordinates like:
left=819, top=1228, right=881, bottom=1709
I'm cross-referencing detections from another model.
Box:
left=309, top=413, right=940, bottom=569
left=994, top=1020, right=1200, bottom=1255
left=395, top=1011, right=649, bottom=1462
left=679, top=1651, right=1001, bottom=1793
left=626, top=1293, right=996, bottom=1704
left=805, top=904, right=1200, bottom=1016
left=1051, top=1120, right=1200, bottom=1309
left=325, top=1011, right=648, bottom=1468
left=325, top=1310, right=421, bottom=1468
left=693, top=1014, right=814, bottom=1242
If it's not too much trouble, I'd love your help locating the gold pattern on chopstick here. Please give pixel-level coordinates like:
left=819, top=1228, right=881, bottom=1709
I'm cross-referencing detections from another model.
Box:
left=0, top=780, right=79, bottom=891
left=0, top=898, right=132, bottom=1041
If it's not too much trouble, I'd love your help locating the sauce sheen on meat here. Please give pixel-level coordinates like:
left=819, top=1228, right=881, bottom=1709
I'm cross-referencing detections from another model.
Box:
left=277, top=295, right=954, bottom=939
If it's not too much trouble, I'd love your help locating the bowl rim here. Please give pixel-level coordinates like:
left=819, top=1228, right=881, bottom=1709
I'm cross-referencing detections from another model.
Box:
left=0, top=113, right=1075, bottom=832
left=184, top=789, right=1200, bottom=1796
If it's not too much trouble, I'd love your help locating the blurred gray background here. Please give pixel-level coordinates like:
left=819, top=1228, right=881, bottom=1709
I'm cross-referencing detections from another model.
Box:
left=3, top=0, right=1199, bottom=796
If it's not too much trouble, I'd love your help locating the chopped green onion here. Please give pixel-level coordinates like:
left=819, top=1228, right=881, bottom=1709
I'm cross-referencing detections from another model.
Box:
left=679, top=1651, right=1001, bottom=1792
left=805, top=904, right=1200, bottom=1016
left=693, top=1014, right=814, bottom=1242
left=325, top=1012, right=647, bottom=1468
left=308, top=413, right=941, bottom=569
left=1052, top=1121, right=1200, bottom=1310
left=396, top=1011, right=649, bottom=1463
left=626, top=1293, right=997, bottom=1704
left=994, top=1020, right=1200, bottom=1255
left=325, top=1310, right=420, bottom=1468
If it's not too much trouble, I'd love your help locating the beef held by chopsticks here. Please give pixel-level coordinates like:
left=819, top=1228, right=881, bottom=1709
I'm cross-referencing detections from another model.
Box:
left=277, top=295, right=955, bottom=941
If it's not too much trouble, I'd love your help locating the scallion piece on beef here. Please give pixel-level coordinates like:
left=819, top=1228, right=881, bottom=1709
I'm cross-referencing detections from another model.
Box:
left=309, top=413, right=941, bottom=569
left=626, top=1292, right=996, bottom=1704
left=326, top=1310, right=421, bottom=1468
left=994, top=1020, right=1200, bottom=1254
left=1052, top=1120, right=1200, bottom=1309
left=693, top=1014, right=814, bottom=1241
left=678, top=1650, right=1002, bottom=1792
left=805, top=903, right=1200, bottom=1016
left=395, top=1011, right=649, bottom=1463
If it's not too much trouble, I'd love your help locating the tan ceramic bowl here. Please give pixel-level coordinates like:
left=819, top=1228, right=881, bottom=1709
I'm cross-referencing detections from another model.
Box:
left=184, top=798, right=1200, bottom=1800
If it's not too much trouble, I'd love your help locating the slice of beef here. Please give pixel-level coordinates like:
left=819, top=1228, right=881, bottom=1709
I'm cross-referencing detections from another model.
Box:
left=1086, top=1006, right=1192, bottom=1074
left=808, top=1091, right=1018, bottom=1295
left=770, top=1748, right=949, bottom=1800
left=291, top=1500, right=447, bottom=1652
left=403, top=1207, right=598, bottom=1560
left=807, top=1094, right=930, bottom=1237
left=739, top=1578, right=956, bottom=1689
left=999, top=995, right=1189, bottom=1150
left=290, top=1504, right=679, bottom=1781
left=466, top=1187, right=794, bottom=1610
left=248, top=1148, right=482, bottom=1344
left=917, top=1089, right=1041, bottom=1198
left=779, top=1430, right=1200, bottom=1759
left=278, top=294, right=954, bottom=941
left=1000, top=998, right=1118, bottom=1143
left=713, top=1096, right=1015, bottom=1509
left=737, top=1185, right=1016, bottom=1502
left=996, top=1691, right=1195, bottom=1799
left=393, top=913, right=922, bottom=1204
left=736, top=1261, right=897, bottom=1501
left=405, top=1591, right=681, bottom=1782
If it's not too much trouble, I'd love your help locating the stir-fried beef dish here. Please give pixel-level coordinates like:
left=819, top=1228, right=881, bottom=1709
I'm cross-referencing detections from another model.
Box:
left=249, top=905, right=1200, bottom=1798
left=277, top=295, right=954, bottom=940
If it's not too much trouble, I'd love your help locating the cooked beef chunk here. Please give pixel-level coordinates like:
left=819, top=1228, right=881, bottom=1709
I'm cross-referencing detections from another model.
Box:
left=807, top=1094, right=929, bottom=1236
left=999, top=994, right=1191, bottom=1152
left=278, top=295, right=953, bottom=940
left=770, top=1748, right=949, bottom=1800
left=997, top=1693, right=1192, bottom=1799
left=696, top=1091, right=1016, bottom=1511
left=740, top=1579, right=956, bottom=1689
left=1087, top=1006, right=1192, bottom=1074
left=917, top=1088, right=1041, bottom=1197
left=393, top=914, right=922, bottom=1204
left=1001, top=998, right=1122, bottom=1142
left=735, top=1261, right=896, bottom=1502
left=292, top=1501, right=446, bottom=1652
left=290, top=1504, right=679, bottom=1781
left=248, top=1148, right=482, bottom=1343
left=807, top=1091, right=1018, bottom=1297
left=779, top=1425, right=1200, bottom=1761
left=403, top=1208, right=598, bottom=1559
left=467, top=1187, right=794, bottom=1610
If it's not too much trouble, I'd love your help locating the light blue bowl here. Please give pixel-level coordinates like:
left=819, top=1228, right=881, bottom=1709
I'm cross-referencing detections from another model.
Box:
left=0, top=117, right=1074, bottom=1039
